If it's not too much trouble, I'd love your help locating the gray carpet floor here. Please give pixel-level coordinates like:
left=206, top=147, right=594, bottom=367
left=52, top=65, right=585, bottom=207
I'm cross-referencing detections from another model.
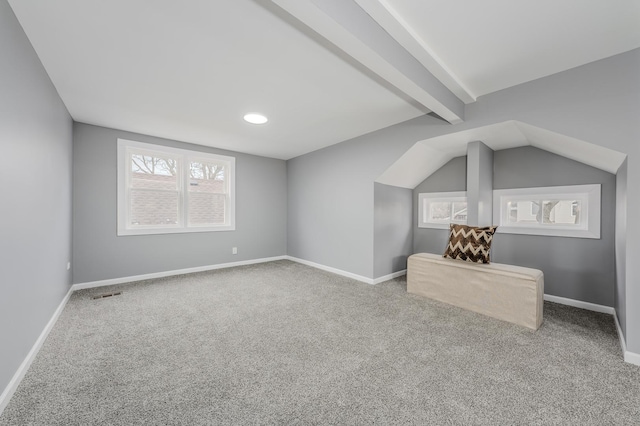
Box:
left=1, top=260, right=639, bottom=425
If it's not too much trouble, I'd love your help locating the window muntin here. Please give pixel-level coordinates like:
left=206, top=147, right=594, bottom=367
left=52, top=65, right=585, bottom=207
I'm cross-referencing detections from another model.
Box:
left=117, top=139, right=235, bottom=235
left=418, top=192, right=467, bottom=229
left=493, top=185, right=600, bottom=239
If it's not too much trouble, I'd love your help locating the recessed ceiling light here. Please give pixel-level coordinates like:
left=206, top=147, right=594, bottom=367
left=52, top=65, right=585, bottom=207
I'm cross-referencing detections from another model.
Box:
left=243, top=113, right=268, bottom=125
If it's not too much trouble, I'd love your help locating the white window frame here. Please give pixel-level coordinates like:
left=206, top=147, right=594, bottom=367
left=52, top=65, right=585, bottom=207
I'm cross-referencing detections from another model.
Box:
left=492, top=184, right=600, bottom=239
left=117, top=139, right=235, bottom=236
left=418, top=191, right=467, bottom=229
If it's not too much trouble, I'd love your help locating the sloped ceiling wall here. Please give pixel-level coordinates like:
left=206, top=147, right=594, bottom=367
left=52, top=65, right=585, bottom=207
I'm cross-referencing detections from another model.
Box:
left=376, top=120, right=627, bottom=189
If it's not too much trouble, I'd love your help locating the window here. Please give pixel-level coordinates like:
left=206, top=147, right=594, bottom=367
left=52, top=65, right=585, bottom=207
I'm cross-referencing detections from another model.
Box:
left=117, top=139, right=235, bottom=235
left=493, top=184, right=600, bottom=239
left=418, top=192, right=467, bottom=229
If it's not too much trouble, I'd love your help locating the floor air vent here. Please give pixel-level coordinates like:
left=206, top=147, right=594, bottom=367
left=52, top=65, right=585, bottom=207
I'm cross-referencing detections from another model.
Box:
left=91, top=291, right=122, bottom=300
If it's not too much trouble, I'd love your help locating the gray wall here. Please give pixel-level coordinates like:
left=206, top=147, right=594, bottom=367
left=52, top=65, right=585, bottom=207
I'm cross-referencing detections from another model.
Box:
left=615, top=158, right=627, bottom=337
left=491, top=146, right=616, bottom=306
left=466, top=141, right=494, bottom=227
left=73, top=123, right=287, bottom=283
left=465, top=49, right=639, bottom=353
left=413, top=156, right=467, bottom=255
left=288, top=49, right=639, bottom=352
left=373, top=183, right=413, bottom=278
left=0, top=0, right=73, bottom=398
left=414, top=147, right=616, bottom=306
left=287, top=114, right=451, bottom=279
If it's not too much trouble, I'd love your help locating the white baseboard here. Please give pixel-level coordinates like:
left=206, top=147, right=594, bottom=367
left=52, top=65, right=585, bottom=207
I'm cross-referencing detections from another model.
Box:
left=285, top=256, right=376, bottom=284
left=373, top=270, right=407, bottom=284
left=72, top=256, right=287, bottom=290
left=548, top=295, right=639, bottom=367
left=284, top=256, right=406, bottom=285
left=625, top=349, right=640, bottom=366
left=0, top=286, right=73, bottom=417
left=543, top=294, right=615, bottom=315
left=613, top=313, right=640, bottom=367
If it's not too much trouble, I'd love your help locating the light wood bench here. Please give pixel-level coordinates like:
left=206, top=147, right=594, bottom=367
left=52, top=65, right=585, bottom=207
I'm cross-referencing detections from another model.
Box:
left=407, top=253, right=544, bottom=330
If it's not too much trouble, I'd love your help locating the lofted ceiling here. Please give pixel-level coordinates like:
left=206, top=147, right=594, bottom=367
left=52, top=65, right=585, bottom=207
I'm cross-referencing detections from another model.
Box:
left=376, top=121, right=628, bottom=189
left=8, top=0, right=640, bottom=159
left=375, top=0, right=640, bottom=98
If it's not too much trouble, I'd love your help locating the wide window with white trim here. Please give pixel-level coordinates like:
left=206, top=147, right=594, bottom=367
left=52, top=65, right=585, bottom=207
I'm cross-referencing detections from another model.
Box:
left=117, top=139, right=235, bottom=235
left=493, top=184, right=600, bottom=239
left=418, top=192, right=467, bottom=229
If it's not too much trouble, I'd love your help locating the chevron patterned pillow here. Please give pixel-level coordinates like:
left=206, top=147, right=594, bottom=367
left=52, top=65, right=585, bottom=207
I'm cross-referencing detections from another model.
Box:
left=443, top=224, right=498, bottom=264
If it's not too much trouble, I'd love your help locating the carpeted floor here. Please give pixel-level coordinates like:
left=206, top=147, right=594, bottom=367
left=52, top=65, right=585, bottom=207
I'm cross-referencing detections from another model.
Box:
left=1, top=260, right=639, bottom=425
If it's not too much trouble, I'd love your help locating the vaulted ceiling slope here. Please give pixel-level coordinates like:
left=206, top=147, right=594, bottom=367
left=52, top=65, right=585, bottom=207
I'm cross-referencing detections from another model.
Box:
left=376, top=121, right=628, bottom=189
left=8, top=0, right=640, bottom=159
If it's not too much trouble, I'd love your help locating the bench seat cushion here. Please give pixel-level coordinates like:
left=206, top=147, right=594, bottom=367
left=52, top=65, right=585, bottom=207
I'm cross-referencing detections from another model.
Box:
left=407, top=253, right=544, bottom=330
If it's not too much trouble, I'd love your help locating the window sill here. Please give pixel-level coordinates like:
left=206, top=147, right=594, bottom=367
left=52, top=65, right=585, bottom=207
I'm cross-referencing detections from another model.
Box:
left=418, top=223, right=462, bottom=230
left=495, top=226, right=599, bottom=239
left=117, top=225, right=235, bottom=236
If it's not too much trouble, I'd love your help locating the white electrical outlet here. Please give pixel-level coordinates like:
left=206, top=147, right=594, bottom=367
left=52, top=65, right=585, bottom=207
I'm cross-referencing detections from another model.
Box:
left=232, top=247, right=238, bottom=255
left=67, top=262, right=71, bottom=270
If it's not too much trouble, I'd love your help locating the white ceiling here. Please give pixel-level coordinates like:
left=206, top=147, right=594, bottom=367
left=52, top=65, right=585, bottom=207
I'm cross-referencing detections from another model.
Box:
left=382, top=0, right=640, bottom=98
left=7, top=0, right=425, bottom=159
left=8, top=0, right=640, bottom=159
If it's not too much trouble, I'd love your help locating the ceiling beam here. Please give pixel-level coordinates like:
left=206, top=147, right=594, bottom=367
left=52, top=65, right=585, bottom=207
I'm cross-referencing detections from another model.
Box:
left=269, top=0, right=465, bottom=124
left=354, top=0, right=477, bottom=103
